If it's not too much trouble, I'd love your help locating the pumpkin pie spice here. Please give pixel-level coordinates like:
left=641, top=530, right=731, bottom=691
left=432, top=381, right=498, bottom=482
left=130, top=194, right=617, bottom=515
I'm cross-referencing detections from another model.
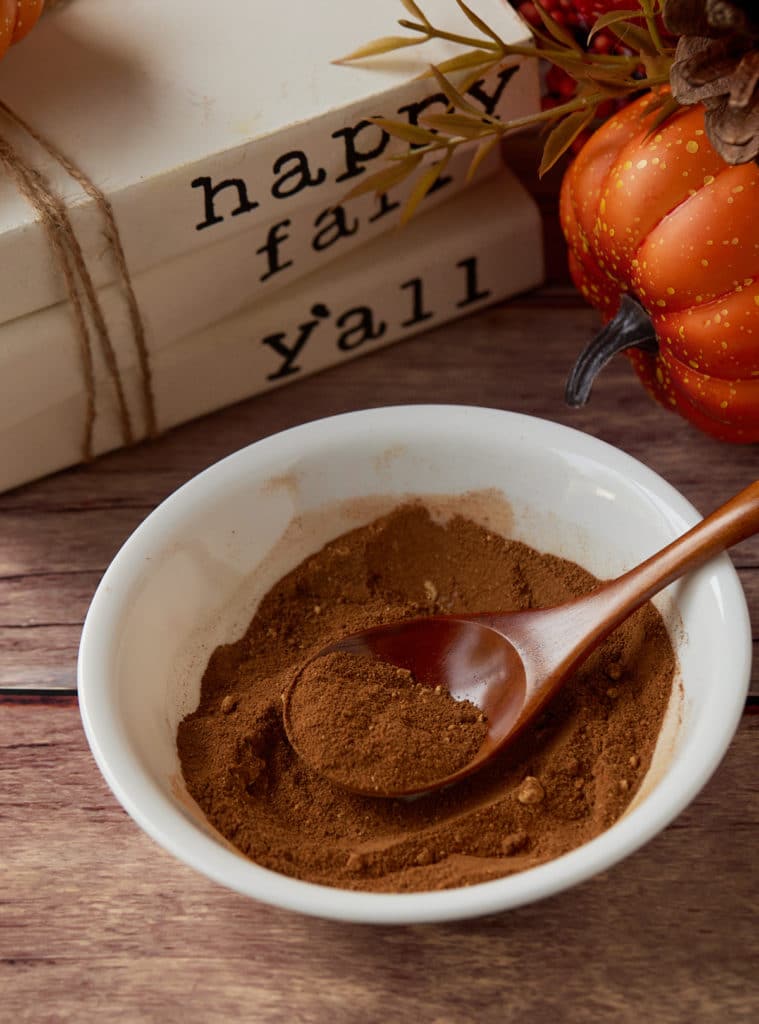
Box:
left=177, top=504, right=675, bottom=893
left=287, top=651, right=489, bottom=794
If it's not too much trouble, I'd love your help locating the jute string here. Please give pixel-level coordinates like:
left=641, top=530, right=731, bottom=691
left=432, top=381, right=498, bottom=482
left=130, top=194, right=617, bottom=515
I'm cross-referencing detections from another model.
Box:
left=0, top=99, right=156, bottom=460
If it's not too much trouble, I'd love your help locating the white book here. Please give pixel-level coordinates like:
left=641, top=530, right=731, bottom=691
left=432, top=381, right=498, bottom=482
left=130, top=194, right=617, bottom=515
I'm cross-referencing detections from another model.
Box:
left=0, top=165, right=544, bottom=494
left=0, top=0, right=538, bottom=323
left=0, top=141, right=502, bottom=395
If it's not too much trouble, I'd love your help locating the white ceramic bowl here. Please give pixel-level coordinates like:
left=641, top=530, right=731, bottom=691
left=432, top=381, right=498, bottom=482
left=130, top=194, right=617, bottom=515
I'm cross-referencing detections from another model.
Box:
left=78, top=406, right=752, bottom=924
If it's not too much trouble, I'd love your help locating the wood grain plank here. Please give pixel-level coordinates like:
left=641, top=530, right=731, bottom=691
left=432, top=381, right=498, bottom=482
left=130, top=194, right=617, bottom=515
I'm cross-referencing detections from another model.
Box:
left=0, top=626, right=82, bottom=689
left=1, top=701, right=756, bottom=1022
left=0, top=572, right=100, bottom=624
left=0, top=508, right=148, bottom=577
left=0, top=574, right=98, bottom=689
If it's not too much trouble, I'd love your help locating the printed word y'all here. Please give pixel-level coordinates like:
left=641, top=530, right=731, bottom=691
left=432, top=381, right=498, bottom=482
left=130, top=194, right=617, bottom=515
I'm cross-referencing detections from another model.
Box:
left=261, top=256, right=491, bottom=381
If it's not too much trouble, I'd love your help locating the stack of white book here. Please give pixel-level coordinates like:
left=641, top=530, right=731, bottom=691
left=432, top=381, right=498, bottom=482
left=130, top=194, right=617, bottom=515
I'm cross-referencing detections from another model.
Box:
left=0, top=0, right=543, bottom=492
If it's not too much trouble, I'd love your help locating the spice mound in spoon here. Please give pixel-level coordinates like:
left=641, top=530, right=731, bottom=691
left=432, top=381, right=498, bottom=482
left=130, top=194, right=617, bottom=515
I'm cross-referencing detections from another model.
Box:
left=286, top=650, right=488, bottom=794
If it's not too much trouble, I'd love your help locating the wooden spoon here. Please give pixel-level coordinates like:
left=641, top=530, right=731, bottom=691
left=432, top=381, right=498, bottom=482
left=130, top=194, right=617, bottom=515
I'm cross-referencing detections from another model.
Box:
left=284, top=481, right=759, bottom=797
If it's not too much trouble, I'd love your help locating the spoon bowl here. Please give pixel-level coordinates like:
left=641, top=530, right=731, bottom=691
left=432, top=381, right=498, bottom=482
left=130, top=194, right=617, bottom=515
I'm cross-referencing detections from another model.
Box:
left=283, top=616, right=528, bottom=794
left=285, top=479, right=759, bottom=797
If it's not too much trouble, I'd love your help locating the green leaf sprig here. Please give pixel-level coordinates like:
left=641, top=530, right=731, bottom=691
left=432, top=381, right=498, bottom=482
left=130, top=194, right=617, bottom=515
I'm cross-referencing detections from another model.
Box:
left=338, top=0, right=675, bottom=221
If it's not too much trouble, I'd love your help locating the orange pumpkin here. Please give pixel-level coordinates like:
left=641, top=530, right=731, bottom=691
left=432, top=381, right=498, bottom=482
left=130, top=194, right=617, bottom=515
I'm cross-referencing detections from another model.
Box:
left=560, top=90, right=759, bottom=443
left=0, top=0, right=44, bottom=60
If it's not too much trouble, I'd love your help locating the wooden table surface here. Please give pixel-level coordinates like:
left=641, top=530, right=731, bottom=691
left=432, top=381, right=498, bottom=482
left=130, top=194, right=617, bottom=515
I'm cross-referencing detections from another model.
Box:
left=2, top=158, right=758, bottom=1021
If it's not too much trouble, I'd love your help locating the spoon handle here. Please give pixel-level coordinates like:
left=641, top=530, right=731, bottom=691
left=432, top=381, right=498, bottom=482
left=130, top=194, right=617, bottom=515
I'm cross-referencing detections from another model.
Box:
left=499, top=480, right=759, bottom=690
left=600, top=478, right=759, bottom=617
left=538, top=478, right=759, bottom=672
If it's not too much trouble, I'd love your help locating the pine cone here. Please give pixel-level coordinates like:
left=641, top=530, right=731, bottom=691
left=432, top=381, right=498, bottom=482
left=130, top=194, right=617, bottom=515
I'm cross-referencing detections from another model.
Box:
left=665, top=1, right=759, bottom=163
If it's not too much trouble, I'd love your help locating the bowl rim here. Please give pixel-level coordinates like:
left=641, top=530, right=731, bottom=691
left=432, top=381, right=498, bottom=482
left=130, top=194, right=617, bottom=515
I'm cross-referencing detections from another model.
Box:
left=78, top=405, right=753, bottom=924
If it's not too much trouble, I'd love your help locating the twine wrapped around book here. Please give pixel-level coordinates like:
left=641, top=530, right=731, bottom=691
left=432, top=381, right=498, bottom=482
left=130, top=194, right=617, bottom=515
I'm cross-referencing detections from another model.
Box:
left=0, top=98, right=156, bottom=461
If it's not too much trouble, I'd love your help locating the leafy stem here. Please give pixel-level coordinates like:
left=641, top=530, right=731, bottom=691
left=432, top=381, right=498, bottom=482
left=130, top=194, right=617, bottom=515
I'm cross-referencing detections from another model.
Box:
left=397, top=18, right=501, bottom=52
left=338, top=0, right=676, bottom=218
left=641, top=0, right=667, bottom=56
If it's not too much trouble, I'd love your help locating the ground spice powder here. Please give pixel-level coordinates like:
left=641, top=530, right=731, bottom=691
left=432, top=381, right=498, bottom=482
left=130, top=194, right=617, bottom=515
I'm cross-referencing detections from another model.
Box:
left=177, top=504, right=675, bottom=893
left=288, top=651, right=489, bottom=793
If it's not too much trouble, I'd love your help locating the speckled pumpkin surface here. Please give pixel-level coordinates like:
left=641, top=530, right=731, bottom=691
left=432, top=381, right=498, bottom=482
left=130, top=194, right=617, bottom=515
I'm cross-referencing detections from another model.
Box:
left=560, top=91, right=759, bottom=443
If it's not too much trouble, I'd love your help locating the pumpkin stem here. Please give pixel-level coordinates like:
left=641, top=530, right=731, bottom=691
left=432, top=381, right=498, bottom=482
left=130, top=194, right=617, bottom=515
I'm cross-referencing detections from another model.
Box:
left=565, top=294, right=659, bottom=407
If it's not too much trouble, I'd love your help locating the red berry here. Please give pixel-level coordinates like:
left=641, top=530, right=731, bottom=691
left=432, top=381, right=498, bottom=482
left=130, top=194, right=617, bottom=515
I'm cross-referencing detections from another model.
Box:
left=544, top=65, right=577, bottom=100
left=516, top=0, right=656, bottom=118
left=571, top=0, right=673, bottom=37
left=516, top=2, right=541, bottom=29
left=571, top=0, right=634, bottom=28
left=589, top=31, right=613, bottom=55
left=557, top=0, right=581, bottom=26
left=517, top=0, right=581, bottom=29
